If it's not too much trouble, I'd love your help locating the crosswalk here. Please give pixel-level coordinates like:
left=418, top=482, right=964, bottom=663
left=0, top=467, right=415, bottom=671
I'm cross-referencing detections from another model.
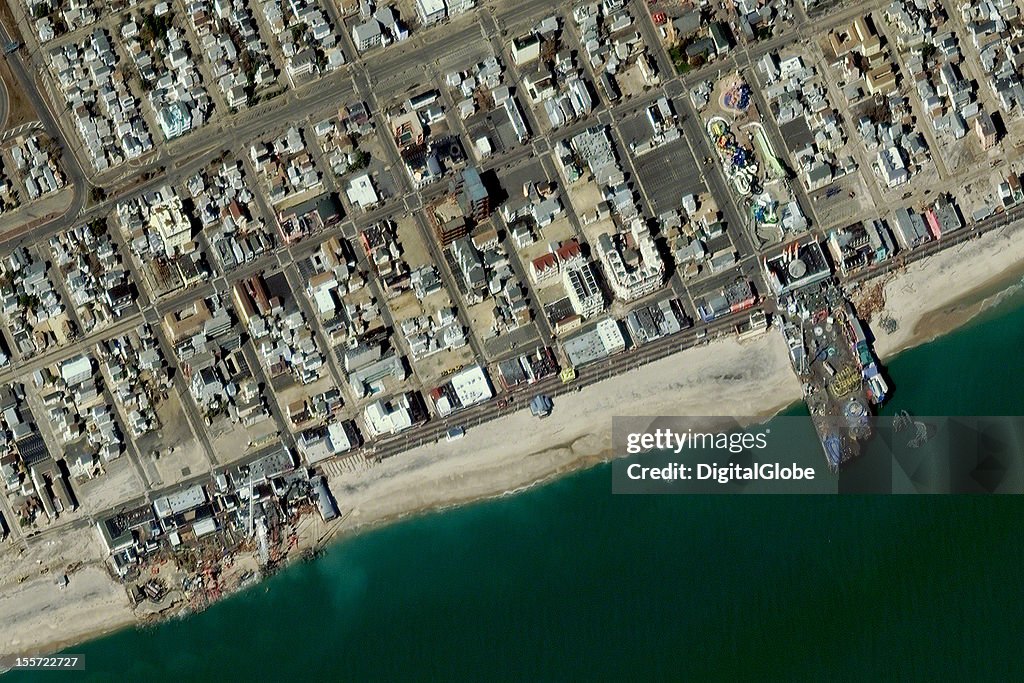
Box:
left=0, top=120, right=43, bottom=143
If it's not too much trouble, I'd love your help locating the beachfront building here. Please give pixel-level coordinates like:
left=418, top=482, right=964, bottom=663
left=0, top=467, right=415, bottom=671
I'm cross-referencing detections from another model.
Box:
left=363, top=392, right=426, bottom=437
left=562, top=318, right=626, bottom=367
left=763, top=240, right=832, bottom=296
left=826, top=220, right=895, bottom=276
left=429, top=364, right=493, bottom=416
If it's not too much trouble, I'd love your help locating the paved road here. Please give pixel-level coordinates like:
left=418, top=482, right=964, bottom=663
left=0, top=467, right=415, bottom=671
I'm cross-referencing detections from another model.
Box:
left=0, top=18, right=87, bottom=237
left=0, top=0, right=890, bottom=255
left=0, top=70, right=8, bottom=131
left=1, top=0, right=1019, bottom=550
left=9, top=148, right=1024, bottom=550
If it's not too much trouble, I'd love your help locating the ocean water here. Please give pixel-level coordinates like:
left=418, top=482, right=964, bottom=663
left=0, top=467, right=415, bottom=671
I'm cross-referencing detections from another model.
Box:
left=12, top=288, right=1024, bottom=681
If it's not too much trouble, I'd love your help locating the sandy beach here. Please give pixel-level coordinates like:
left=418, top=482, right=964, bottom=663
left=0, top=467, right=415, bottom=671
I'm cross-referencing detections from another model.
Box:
left=2, top=219, right=1024, bottom=660
left=0, top=526, right=136, bottom=658
left=860, top=220, right=1024, bottom=359
left=324, top=328, right=802, bottom=537
left=326, top=221, right=1024, bottom=540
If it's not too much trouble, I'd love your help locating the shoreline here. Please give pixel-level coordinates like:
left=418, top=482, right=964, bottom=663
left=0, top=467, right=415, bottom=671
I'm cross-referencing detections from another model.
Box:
left=3, top=222, right=1024, bottom=660
left=896, top=257, right=1024, bottom=352
left=862, top=220, right=1024, bottom=359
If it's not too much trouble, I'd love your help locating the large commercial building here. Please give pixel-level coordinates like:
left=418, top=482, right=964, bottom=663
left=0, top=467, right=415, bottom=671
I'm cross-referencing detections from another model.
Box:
left=429, top=364, right=493, bottom=416
left=891, top=207, right=930, bottom=249
left=363, top=392, right=426, bottom=437
left=562, top=318, right=627, bottom=367
left=453, top=167, right=490, bottom=222
left=826, top=220, right=895, bottom=276
left=149, top=195, right=193, bottom=257
left=763, top=240, right=832, bottom=296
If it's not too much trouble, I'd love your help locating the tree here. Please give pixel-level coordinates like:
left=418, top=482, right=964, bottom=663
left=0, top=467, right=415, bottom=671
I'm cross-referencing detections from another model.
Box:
left=347, top=150, right=371, bottom=172
left=121, top=64, right=138, bottom=86
left=864, top=98, right=891, bottom=124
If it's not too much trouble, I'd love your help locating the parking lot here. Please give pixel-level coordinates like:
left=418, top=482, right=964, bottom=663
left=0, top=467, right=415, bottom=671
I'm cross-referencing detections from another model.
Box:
left=631, top=134, right=707, bottom=216
left=465, top=102, right=529, bottom=156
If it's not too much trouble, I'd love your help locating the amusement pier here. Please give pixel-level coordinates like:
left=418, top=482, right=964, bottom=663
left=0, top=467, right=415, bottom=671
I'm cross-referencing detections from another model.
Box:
left=763, top=241, right=889, bottom=471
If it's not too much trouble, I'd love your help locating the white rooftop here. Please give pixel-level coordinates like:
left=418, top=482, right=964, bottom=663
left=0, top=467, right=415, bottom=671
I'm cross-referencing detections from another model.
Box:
left=450, top=364, right=493, bottom=408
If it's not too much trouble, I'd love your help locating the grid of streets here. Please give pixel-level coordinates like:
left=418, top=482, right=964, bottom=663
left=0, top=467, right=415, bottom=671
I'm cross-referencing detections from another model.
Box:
left=1, top=0, right=1024, bottom=582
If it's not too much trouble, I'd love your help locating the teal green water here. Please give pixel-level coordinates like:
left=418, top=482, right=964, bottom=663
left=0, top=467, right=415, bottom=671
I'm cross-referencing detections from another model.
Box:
left=14, top=287, right=1024, bottom=681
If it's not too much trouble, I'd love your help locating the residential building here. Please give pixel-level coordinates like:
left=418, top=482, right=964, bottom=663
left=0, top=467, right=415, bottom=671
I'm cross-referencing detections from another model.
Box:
left=976, top=111, right=997, bottom=150
left=595, top=224, right=664, bottom=302
left=158, top=102, right=194, bottom=139
left=415, top=0, right=446, bottom=25
left=877, top=146, right=909, bottom=188
left=530, top=253, right=559, bottom=284
left=392, top=111, right=425, bottom=149
left=352, top=20, right=383, bottom=51
left=562, top=262, right=604, bottom=319
left=511, top=34, right=541, bottom=65
left=60, top=354, right=93, bottom=385
left=454, top=166, right=490, bottom=221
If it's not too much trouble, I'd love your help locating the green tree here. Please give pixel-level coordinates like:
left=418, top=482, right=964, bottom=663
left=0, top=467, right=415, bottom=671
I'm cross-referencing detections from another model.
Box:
left=348, top=150, right=371, bottom=172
